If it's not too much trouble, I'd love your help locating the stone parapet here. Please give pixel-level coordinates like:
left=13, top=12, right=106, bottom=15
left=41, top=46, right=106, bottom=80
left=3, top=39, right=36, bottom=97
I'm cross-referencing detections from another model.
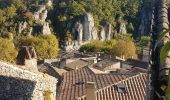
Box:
left=0, top=61, right=57, bottom=100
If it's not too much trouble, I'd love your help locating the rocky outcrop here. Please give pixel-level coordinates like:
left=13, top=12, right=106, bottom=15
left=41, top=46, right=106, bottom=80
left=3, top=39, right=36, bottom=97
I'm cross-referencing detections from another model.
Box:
left=65, top=14, right=112, bottom=51
left=72, top=21, right=83, bottom=45
left=104, top=22, right=112, bottom=40
left=33, top=5, right=46, bottom=21
left=41, top=10, right=48, bottom=22
left=99, top=27, right=106, bottom=41
left=47, top=0, right=53, bottom=7
left=119, top=22, right=127, bottom=34
left=22, top=4, right=51, bottom=36
left=138, top=21, right=145, bottom=35
left=18, top=21, right=27, bottom=34
left=64, top=41, right=80, bottom=51
left=42, top=22, right=51, bottom=35
left=83, top=13, right=97, bottom=40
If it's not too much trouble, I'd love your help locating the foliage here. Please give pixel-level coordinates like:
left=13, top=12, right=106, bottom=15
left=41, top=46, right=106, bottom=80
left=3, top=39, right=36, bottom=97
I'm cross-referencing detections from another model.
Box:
left=15, top=34, right=58, bottom=60
left=79, top=40, right=103, bottom=52
left=0, top=38, right=17, bottom=63
left=154, top=30, right=170, bottom=99
left=69, top=1, right=85, bottom=16
left=139, top=36, right=150, bottom=48
left=154, top=29, right=170, bottom=64
left=79, top=39, right=117, bottom=54
left=166, top=73, right=170, bottom=100
left=101, top=39, right=117, bottom=54
left=112, top=39, right=136, bottom=59
left=160, top=42, right=170, bottom=64
left=44, top=90, right=52, bottom=100
left=127, top=22, right=134, bottom=33
left=50, top=0, right=142, bottom=40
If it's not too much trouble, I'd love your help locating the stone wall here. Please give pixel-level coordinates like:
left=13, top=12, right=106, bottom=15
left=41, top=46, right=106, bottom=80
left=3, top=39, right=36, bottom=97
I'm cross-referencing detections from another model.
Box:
left=0, top=61, right=57, bottom=100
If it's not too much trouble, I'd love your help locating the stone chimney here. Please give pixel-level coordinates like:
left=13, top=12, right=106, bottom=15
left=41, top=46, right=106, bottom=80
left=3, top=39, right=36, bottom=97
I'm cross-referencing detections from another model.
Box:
left=16, top=46, right=38, bottom=72
left=86, top=82, right=97, bottom=100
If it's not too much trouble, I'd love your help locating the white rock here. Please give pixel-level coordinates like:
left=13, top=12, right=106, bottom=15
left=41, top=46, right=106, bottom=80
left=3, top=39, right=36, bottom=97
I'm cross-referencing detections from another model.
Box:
left=19, top=21, right=27, bottom=34
left=41, top=10, right=48, bottom=22
left=83, top=13, right=97, bottom=41
left=119, top=22, right=127, bottom=34
left=42, top=22, right=51, bottom=35
left=73, top=22, right=83, bottom=45
left=100, top=27, right=106, bottom=41
left=91, top=27, right=98, bottom=40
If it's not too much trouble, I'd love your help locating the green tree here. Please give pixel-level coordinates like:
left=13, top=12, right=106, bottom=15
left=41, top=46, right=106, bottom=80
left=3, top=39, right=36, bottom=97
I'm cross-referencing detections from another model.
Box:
left=140, top=36, right=150, bottom=48
left=6, top=5, right=16, bottom=19
left=15, top=34, right=59, bottom=60
left=112, top=39, right=136, bottom=59
left=0, top=9, right=6, bottom=24
left=69, top=1, right=85, bottom=16
left=0, top=38, right=17, bottom=63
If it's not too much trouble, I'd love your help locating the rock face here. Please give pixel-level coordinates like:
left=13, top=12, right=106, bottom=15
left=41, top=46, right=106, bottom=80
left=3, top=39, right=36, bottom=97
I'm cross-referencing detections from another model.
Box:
left=73, top=21, right=83, bottom=45
left=119, top=22, right=127, bottom=34
left=65, top=14, right=113, bottom=51
left=47, top=0, right=53, bottom=7
left=100, top=27, right=106, bottom=41
left=21, top=3, right=51, bottom=36
left=138, top=21, right=145, bottom=35
left=42, top=22, right=51, bottom=35
left=33, top=5, right=46, bottom=21
left=104, top=22, right=112, bottom=40
left=83, top=13, right=97, bottom=40
left=18, top=21, right=27, bottom=34
left=65, top=41, right=80, bottom=51
left=41, top=10, right=48, bottom=22
left=91, top=27, right=98, bottom=40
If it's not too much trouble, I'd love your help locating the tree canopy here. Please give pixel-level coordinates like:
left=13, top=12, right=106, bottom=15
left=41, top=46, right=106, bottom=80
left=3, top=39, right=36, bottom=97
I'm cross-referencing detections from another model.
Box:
left=15, top=34, right=58, bottom=60
left=0, top=38, right=17, bottom=63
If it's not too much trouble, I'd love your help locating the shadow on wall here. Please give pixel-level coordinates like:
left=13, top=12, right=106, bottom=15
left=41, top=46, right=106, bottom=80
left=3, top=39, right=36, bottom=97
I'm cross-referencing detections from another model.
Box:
left=0, top=76, right=36, bottom=100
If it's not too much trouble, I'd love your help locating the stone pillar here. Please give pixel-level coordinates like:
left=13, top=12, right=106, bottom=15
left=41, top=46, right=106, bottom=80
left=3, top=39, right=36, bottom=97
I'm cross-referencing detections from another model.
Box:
left=86, top=82, right=97, bottom=100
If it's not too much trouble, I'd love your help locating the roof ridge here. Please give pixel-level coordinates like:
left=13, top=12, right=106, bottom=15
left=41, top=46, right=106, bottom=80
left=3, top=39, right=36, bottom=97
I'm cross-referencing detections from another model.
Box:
left=77, top=73, right=148, bottom=99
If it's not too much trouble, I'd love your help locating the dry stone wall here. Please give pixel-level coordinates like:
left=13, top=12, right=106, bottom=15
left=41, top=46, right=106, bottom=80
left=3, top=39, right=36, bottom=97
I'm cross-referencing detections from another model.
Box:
left=0, top=61, right=57, bottom=100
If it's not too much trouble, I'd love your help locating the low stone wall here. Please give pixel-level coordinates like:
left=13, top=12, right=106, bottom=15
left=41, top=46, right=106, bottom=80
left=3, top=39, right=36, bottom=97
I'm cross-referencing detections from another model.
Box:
left=0, top=61, right=57, bottom=100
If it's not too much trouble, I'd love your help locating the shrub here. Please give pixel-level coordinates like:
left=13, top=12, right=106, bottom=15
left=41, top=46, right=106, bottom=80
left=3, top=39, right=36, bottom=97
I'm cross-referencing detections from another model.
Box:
left=79, top=40, right=103, bottom=52
left=79, top=40, right=117, bottom=54
left=140, top=36, right=150, bottom=48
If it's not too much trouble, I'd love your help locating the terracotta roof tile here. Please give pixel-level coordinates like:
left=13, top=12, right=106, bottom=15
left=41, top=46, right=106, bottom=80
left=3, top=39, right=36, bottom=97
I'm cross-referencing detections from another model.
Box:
left=56, top=66, right=148, bottom=100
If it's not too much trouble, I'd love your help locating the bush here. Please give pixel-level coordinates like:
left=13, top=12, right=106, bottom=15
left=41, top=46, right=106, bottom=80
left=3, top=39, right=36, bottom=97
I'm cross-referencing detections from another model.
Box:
left=79, top=40, right=103, bottom=52
left=79, top=39, right=117, bottom=53
left=0, top=38, right=17, bottom=63
left=140, top=36, right=150, bottom=48
left=15, top=34, right=58, bottom=60
left=112, top=39, right=136, bottom=59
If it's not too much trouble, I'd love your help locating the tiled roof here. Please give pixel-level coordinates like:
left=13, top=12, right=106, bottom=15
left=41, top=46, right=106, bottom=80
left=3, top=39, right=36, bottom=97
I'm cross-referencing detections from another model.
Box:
left=123, top=59, right=148, bottom=69
left=65, top=59, right=89, bottom=70
left=56, top=66, right=148, bottom=100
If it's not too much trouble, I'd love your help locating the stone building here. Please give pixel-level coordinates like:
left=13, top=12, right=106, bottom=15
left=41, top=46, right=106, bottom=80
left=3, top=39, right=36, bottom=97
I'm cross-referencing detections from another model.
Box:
left=0, top=46, right=58, bottom=100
